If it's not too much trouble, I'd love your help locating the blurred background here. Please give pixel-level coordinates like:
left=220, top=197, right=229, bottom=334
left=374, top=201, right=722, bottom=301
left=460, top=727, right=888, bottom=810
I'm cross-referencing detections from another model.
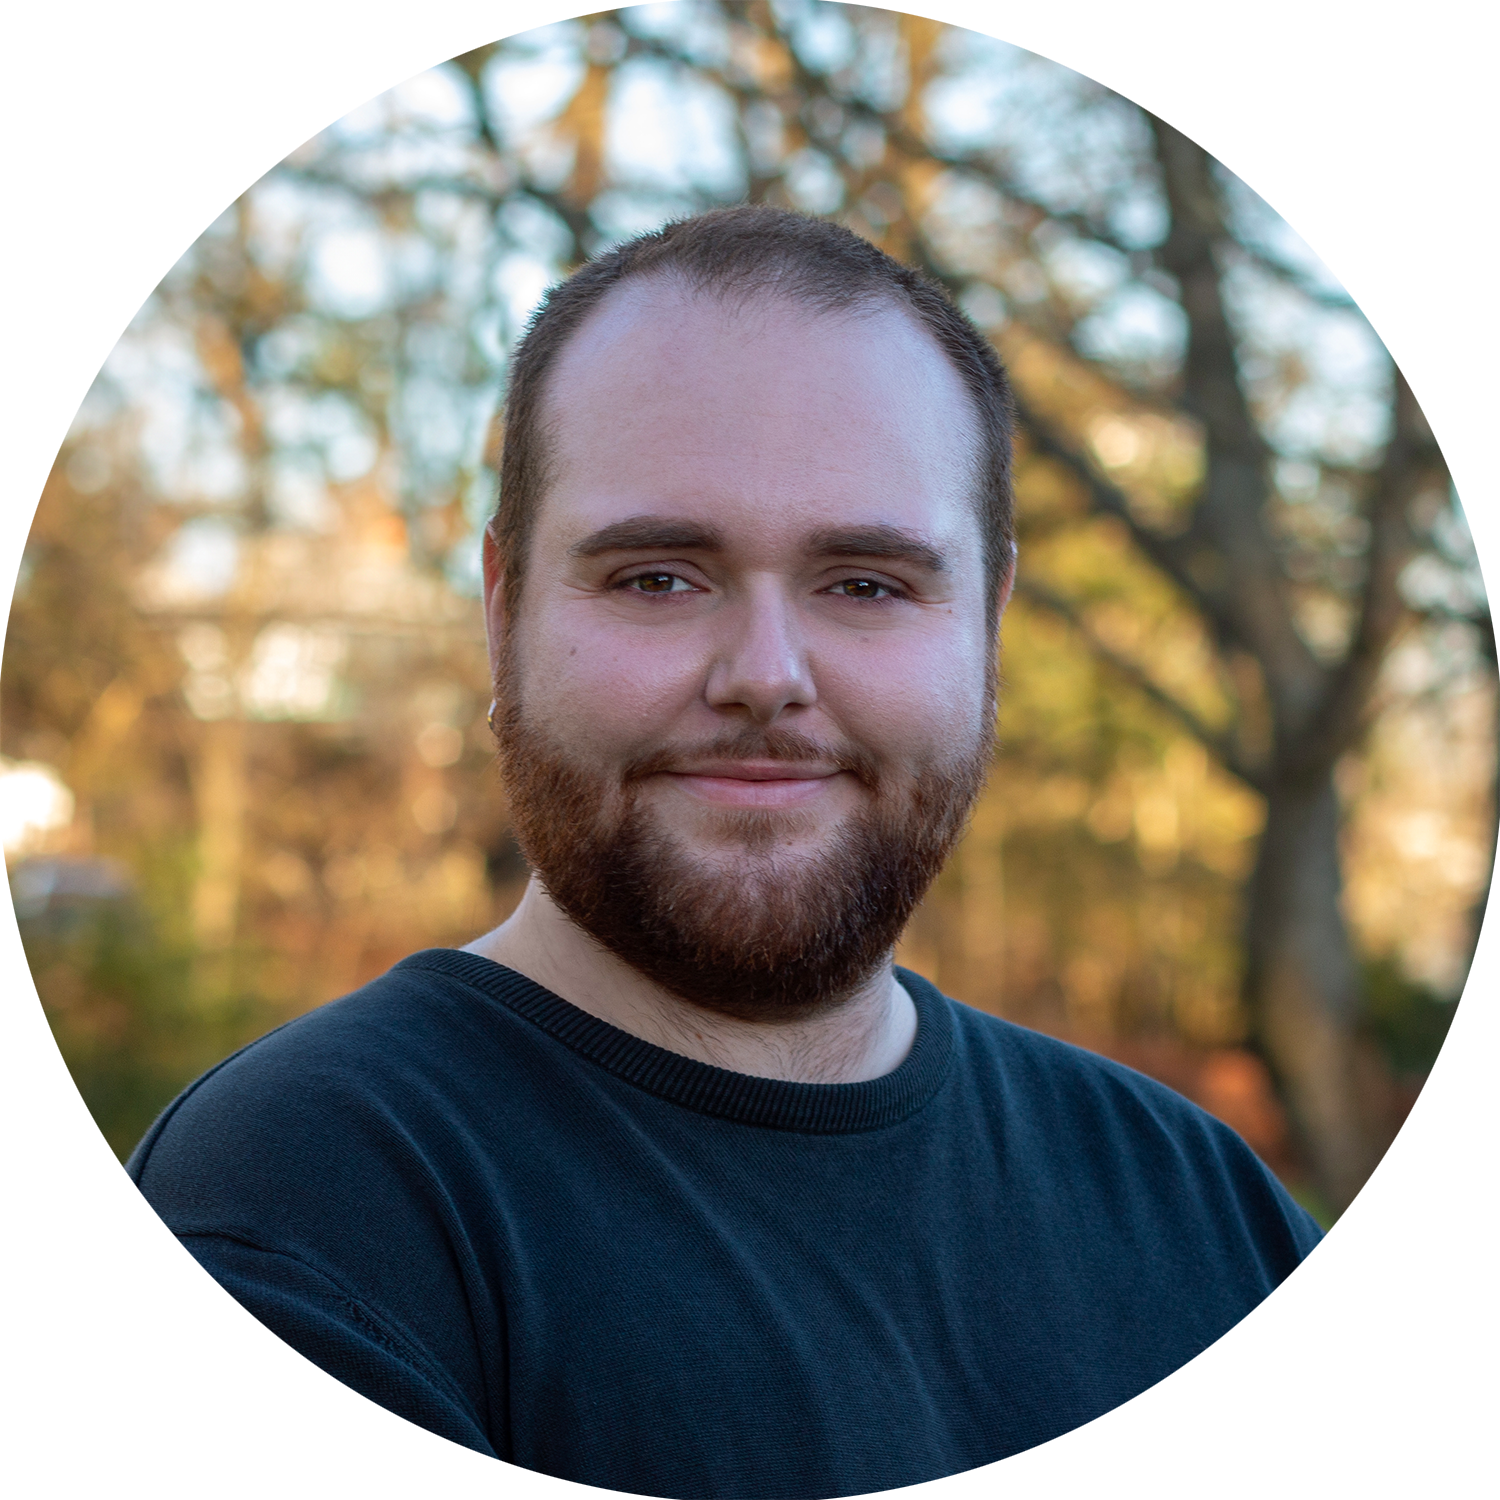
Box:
left=4, top=1, right=1489, bottom=1224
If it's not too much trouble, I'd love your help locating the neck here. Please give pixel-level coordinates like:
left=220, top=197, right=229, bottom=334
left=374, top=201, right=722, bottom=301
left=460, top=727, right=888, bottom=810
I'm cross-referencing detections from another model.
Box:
left=463, top=876, right=916, bottom=1084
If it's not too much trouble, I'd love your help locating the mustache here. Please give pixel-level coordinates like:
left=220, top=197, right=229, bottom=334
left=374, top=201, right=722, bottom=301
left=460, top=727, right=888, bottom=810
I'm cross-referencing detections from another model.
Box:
left=622, top=725, right=881, bottom=789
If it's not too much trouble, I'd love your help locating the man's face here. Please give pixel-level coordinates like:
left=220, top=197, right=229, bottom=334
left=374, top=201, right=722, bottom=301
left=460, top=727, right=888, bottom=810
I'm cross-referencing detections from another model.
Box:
left=486, top=280, right=1004, bottom=1018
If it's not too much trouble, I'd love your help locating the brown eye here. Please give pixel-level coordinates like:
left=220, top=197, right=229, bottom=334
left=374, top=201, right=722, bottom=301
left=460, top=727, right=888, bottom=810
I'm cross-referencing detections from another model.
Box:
left=835, top=578, right=888, bottom=599
left=627, top=572, right=688, bottom=594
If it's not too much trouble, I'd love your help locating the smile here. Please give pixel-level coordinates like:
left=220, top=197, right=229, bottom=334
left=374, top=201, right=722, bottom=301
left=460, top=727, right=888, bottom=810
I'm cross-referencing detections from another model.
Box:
left=659, top=763, right=845, bottom=809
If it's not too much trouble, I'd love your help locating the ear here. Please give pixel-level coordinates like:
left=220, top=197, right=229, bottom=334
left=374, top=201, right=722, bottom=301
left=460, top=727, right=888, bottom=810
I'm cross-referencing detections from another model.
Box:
left=993, top=543, right=1017, bottom=622
left=482, top=519, right=507, bottom=680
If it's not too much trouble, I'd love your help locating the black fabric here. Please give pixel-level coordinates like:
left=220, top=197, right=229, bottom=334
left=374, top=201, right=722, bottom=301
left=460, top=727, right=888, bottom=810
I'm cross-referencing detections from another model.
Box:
left=129, top=951, right=1321, bottom=1498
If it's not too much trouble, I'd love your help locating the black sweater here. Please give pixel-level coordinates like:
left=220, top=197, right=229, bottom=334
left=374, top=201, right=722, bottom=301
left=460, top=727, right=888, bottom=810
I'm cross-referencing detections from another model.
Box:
left=130, top=951, right=1320, bottom=1498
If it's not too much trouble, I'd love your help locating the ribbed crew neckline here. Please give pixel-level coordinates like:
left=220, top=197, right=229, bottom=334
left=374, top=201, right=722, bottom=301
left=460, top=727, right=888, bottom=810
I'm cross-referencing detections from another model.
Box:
left=397, top=948, right=955, bottom=1135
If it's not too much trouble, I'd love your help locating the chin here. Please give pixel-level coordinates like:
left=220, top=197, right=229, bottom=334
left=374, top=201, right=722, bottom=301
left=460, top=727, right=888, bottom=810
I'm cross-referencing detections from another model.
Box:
left=667, top=805, right=835, bottom=860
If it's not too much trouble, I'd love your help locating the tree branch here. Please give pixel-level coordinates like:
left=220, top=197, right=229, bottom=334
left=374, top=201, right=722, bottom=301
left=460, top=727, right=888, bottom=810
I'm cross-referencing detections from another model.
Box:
left=1285, top=368, right=1443, bottom=776
left=1228, top=240, right=1359, bottom=313
left=1006, top=388, right=1234, bottom=625
left=1015, top=576, right=1266, bottom=790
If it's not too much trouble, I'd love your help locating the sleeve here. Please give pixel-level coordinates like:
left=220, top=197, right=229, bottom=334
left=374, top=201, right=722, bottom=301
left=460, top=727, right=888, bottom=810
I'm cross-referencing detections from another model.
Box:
left=177, top=1232, right=497, bottom=1459
left=125, top=992, right=510, bottom=1460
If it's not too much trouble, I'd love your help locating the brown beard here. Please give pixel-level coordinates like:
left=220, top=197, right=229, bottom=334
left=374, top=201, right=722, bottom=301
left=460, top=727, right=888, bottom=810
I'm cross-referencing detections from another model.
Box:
left=494, top=681, right=993, bottom=1024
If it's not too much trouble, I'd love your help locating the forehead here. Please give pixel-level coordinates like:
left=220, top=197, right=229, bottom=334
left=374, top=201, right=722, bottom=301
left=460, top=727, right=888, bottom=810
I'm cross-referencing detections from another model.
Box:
left=534, top=279, right=984, bottom=558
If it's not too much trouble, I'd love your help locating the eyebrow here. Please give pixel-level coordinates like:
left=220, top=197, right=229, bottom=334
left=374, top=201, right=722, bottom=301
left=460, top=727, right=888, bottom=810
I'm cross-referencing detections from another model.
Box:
left=567, top=515, right=949, bottom=574
left=569, top=516, right=727, bottom=559
left=804, top=525, right=949, bottom=574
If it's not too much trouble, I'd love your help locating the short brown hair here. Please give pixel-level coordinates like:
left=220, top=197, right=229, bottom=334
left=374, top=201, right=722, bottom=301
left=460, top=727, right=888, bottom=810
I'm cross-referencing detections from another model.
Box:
left=492, top=204, right=1016, bottom=633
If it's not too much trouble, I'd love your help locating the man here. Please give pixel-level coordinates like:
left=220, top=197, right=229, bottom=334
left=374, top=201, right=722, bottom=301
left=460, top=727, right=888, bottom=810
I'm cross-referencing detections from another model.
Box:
left=130, top=206, right=1320, bottom=1498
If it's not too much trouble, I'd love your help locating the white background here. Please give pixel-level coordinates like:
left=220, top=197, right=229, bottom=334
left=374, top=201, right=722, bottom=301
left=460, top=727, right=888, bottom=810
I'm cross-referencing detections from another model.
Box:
left=2, top=2, right=1495, bottom=1493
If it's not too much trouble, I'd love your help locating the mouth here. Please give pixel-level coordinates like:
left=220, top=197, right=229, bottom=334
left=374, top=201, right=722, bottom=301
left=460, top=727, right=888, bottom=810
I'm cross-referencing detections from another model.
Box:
left=656, top=760, right=847, bottom=810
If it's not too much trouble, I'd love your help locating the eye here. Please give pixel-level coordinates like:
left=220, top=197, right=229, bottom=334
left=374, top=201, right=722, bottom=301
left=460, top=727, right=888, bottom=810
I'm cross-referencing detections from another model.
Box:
left=829, top=577, right=896, bottom=600
left=621, top=571, right=695, bottom=595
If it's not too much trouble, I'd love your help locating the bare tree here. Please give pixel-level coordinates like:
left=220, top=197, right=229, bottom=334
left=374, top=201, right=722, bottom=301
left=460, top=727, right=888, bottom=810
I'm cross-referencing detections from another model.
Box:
left=40, top=1, right=1478, bottom=1207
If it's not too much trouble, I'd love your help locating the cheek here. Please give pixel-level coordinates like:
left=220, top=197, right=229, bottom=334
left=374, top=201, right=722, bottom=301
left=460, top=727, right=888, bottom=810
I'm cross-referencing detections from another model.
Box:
left=515, top=605, right=707, bottom=743
left=817, top=629, right=992, bottom=760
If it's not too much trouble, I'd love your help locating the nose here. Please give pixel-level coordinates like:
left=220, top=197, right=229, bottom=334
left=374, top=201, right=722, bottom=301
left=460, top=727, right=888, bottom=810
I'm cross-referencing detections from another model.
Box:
left=703, top=577, right=816, bottom=724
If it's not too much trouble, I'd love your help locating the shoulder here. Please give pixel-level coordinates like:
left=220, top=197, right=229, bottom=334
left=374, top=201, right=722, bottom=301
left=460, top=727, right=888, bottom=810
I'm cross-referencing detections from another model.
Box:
left=944, top=990, right=1223, bottom=1136
left=133, top=955, right=468, bottom=1157
left=127, top=950, right=549, bottom=1235
left=902, top=970, right=1324, bottom=1262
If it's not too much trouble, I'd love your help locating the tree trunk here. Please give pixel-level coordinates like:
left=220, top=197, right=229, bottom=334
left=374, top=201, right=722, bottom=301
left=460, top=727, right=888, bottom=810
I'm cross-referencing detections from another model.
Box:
left=1244, top=771, right=1378, bottom=1214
